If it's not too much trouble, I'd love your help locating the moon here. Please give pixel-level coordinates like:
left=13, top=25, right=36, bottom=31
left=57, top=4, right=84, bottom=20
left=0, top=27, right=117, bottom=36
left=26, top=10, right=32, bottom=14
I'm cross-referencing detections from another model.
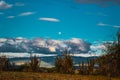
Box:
left=58, top=32, right=62, bottom=35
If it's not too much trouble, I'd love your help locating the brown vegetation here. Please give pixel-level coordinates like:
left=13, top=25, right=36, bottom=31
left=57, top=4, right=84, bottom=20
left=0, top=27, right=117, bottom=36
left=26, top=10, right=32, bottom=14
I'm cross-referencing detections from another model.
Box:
left=0, top=71, right=120, bottom=80
left=0, top=56, right=11, bottom=71
left=55, top=49, right=74, bottom=74
left=96, top=32, right=120, bottom=77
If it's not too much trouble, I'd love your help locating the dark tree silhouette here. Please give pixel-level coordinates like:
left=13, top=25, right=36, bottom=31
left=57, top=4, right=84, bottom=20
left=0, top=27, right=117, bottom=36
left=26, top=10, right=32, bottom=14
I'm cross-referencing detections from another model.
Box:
left=30, top=55, right=40, bottom=71
left=96, top=31, right=120, bottom=77
left=0, top=56, right=11, bottom=71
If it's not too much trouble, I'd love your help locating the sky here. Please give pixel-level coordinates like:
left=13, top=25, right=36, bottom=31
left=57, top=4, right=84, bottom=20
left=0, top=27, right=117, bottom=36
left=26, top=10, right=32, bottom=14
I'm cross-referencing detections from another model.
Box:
left=0, top=0, right=120, bottom=56
left=0, top=0, right=120, bottom=42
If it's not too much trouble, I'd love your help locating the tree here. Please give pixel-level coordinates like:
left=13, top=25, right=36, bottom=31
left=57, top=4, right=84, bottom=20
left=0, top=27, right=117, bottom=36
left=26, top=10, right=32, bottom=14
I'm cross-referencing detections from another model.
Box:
left=89, top=59, right=95, bottom=74
left=30, top=55, right=40, bottom=71
left=97, top=31, right=120, bottom=76
left=0, top=56, right=11, bottom=71
left=55, top=49, right=74, bottom=74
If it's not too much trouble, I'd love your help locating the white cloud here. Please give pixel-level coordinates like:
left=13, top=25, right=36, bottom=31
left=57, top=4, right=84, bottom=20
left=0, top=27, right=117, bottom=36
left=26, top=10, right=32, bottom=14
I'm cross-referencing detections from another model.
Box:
left=89, top=41, right=108, bottom=56
left=0, top=1, right=12, bottom=9
left=39, top=17, right=60, bottom=22
left=98, top=22, right=110, bottom=26
left=0, top=52, right=100, bottom=58
left=6, top=16, right=15, bottom=19
left=65, top=38, right=91, bottom=53
left=71, top=53, right=100, bottom=57
left=0, top=37, right=90, bottom=53
left=98, top=22, right=120, bottom=28
left=49, top=46, right=56, bottom=52
left=90, top=45, right=106, bottom=50
left=0, top=38, right=7, bottom=43
left=19, top=12, right=35, bottom=16
left=0, top=52, right=56, bottom=58
left=15, top=3, right=25, bottom=6
left=69, top=38, right=83, bottom=44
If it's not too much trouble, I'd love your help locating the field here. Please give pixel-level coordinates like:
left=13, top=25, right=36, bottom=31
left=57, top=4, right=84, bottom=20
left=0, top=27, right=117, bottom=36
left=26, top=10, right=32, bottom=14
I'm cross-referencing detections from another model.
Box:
left=0, top=72, right=120, bottom=80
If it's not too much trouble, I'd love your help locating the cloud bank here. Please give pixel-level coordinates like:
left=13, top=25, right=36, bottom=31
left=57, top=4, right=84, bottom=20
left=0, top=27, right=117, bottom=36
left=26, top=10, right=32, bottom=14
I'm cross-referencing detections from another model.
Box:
left=0, top=37, right=91, bottom=54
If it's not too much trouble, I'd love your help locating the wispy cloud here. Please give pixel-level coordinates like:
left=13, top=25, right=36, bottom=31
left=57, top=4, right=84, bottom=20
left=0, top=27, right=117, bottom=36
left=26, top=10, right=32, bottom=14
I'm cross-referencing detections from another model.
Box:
left=97, top=12, right=107, bottom=16
left=0, top=1, right=12, bottom=9
left=86, top=12, right=107, bottom=17
left=113, top=25, right=120, bottom=28
left=19, top=12, right=35, bottom=16
left=98, top=22, right=120, bottom=28
left=5, top=12, right=35, bottom=19
left=15, top=3, right=25, bottom=6
left=6, top=16, right=15, bottom=19
left=98, top=22, right=111, bottom=26
left=39, top=17, right=60, bottom=22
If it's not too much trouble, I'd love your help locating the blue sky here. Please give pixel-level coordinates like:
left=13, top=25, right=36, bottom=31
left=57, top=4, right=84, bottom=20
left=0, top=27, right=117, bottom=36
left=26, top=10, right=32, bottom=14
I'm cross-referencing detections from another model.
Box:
left=0, top=0, right=120, bottom=42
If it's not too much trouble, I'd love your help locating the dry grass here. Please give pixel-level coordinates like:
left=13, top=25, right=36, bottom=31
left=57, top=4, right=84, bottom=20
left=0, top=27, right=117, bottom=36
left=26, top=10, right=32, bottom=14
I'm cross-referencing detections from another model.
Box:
left=0, top=71, right=120, bottom=80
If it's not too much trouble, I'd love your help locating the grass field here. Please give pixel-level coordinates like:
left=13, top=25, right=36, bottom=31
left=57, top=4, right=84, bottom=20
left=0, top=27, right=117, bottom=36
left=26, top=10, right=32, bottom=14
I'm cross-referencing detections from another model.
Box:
left=0, top=72, right=120, bottom=80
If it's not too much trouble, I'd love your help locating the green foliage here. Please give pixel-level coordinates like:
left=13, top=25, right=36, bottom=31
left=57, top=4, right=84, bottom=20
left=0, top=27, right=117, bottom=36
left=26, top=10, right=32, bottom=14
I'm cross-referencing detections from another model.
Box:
left=55, top=49, right=74, bottom=74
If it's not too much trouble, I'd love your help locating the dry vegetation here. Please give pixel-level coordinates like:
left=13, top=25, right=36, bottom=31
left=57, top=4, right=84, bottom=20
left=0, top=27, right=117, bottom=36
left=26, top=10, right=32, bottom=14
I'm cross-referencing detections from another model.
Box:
left=0, top=71, right=120, bottom=80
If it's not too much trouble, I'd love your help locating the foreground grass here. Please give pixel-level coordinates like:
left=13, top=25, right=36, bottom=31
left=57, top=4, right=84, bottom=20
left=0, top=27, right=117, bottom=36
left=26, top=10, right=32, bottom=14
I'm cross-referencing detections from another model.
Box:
left=0, top=71, right=120, bottom=80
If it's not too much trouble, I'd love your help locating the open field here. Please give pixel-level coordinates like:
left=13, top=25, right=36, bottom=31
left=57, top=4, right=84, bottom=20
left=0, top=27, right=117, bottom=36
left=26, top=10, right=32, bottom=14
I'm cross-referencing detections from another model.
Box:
left=0, top=72, right=120, bottom=80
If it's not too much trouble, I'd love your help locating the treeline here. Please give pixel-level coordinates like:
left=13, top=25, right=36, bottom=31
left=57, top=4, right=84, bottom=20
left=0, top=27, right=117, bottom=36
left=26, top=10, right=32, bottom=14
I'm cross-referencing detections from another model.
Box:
left=0, top=32, right=120, bottom=77
left=76, top=32, right=120, bottom=77
left=95, top=32, right=120, bottom=77
left=0, top=55, right=39, bottom=72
